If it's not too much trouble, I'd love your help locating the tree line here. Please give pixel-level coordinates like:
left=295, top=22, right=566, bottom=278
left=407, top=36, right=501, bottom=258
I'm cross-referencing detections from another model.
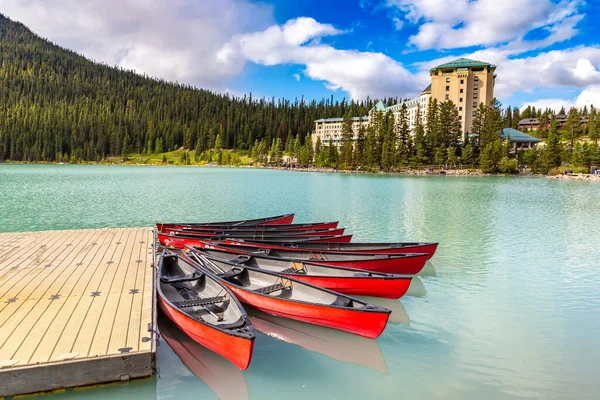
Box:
left=1, top=13, right=598, bottom=174
left=0, top=14, right=398, bottom=163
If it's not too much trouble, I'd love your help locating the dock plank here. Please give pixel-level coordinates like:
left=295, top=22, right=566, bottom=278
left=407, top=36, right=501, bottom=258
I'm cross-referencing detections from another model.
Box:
left=0, top=230, right=101, bottom=365
left=31, top=229, right=115, bottom=365
left=0, top=228, right=155, bottom=398
left=12, top=229, right=106, bottom=366
left=0, top=230, right=82, bottom=324
left=127, top=229, right=153, bottom=351
left=86, top=228, right=139, bottom=357
left=107, top=228, right=145, bottom=355
left=48, top=229, right=125, bottom=362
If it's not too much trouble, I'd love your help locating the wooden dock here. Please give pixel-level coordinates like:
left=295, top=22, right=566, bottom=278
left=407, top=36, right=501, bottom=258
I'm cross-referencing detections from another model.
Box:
left=0, top=227, right=156, bottom=397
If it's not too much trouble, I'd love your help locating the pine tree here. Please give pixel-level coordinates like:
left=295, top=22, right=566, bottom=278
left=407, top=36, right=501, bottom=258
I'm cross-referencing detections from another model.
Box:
left=545, top=116, right=562, bottom=168
left=340, top=112, right=354, bottom=167
left=412, top=107, right=428, bottom=165
left=461, top=144, right=474, bottom=165
left=563, top=107, right=582, bottom=156
left=589, top=106, right=599, bottom=146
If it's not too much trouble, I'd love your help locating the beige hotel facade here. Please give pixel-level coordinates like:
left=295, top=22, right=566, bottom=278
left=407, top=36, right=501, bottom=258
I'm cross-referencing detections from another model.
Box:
left=314, top=58, right=497, bottom=146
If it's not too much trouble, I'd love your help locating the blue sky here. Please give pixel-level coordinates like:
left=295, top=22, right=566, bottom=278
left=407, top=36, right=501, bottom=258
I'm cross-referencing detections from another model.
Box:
left=3, top=0, right=600, bottom=111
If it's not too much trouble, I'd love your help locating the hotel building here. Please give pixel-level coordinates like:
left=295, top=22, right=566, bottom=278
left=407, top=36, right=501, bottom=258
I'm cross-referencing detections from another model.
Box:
left=314, top=58, right=497, bottom=146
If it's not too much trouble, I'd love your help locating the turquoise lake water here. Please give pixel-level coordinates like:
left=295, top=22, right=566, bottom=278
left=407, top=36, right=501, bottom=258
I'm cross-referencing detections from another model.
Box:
left=1, top=164, right=599, bottom=399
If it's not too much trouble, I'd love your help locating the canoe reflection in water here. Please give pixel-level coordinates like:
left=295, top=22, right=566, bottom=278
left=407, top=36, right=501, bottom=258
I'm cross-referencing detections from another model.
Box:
left=158, top=312, right=249, bottom=400
left=353, top=296, right=410, bottom=325
left=247, top=307, right=389, bottom=374
left=418, top=260, right=437, bottom=277
left=406, top=275, right=427, bottom=297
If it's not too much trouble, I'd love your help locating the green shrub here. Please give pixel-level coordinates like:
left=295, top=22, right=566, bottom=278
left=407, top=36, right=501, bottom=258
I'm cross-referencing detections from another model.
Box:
left=499, top=157, right=518, bottom=174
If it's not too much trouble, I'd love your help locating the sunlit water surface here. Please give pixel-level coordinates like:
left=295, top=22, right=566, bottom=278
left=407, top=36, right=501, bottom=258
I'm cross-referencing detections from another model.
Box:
left=1, top=165, right=599, bottom=399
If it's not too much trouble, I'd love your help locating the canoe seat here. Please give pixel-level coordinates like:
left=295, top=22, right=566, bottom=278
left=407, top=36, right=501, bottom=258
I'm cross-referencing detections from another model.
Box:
left=219, top=267, right=245, bottom=281
left=161, top=271, right=203, bottom=283
left=331, top=295, right=353, bottom=308
left=254, top=283, right=288, bottom=295
left=172, top=296, right=226, bottom=308
left=230, top=255, right=252, bottom=264
left=279, top=261, right=307, bottom=275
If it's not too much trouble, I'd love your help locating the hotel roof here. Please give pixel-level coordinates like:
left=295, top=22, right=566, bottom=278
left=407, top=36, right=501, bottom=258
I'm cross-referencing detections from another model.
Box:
left=501, top=128, right=542, bottom=143
left=315, top=116, right=369, bottom=123
left=430, top=58, right=496, bottom=72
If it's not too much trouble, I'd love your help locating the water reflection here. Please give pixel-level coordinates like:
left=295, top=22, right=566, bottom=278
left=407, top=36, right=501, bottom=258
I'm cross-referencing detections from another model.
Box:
left=418, top=260, right=437, bottom=277
left=406, top=276, right=427, bottom=297
left=248, top=307, right=388, bottom=374
left=158, top=313, right=249, bottom=400
left=354, top=297, right=410, bottom=325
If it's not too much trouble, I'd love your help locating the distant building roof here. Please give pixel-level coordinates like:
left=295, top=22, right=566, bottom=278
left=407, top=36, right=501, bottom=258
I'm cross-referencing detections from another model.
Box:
left=518, top=118, right=540, bottom=125
left=371, top=100, right=387, bottom=112
left=315, top=116, right=368, bottom=123
left=501, top=128, right=542, bottom=143
left=422, top=84, right=432, bottom=93
left=430, top=58, right=496, bottom=72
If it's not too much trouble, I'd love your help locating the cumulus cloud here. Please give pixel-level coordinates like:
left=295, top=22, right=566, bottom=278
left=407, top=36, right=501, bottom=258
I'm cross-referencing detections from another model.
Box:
left=386, top=0, right=584, bottom=51
left=219, top=17, right=427, bottom=99
left=293, top=73, right=301, bottom=81
left=2, top=0, right=273, bottom=90
left=520, top=86, right=600, bottom=112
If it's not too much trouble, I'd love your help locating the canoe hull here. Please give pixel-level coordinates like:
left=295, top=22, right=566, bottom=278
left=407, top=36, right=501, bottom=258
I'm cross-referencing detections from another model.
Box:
left=221, top=284, right=389, bottom=339
left=163, top=227, right=347, bottom=238
left=158, top=233, right=353, bottom=248
left=158, top=296, right=254, bottom=370
left=223, top=241, right=439, bottom=259
left=282, top=274, right=411, bottom=299
left=156, top=214, right=295, bottom=232
left=172, top=222, right=340, bottom=233
left=306, top=256, right=426, bottom=275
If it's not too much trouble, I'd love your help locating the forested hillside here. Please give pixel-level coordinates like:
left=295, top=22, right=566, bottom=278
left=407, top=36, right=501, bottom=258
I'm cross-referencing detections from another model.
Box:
left=0, top=14, right=396, bottom=162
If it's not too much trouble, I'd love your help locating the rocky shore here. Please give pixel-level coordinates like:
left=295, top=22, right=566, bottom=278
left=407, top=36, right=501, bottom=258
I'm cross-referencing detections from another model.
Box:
left=547, top=173, right=600, bottom=182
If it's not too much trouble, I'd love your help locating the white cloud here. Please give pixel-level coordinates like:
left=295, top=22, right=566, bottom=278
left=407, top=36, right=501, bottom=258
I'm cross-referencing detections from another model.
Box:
left=2, top=0, right=273, bottom=90
left=392, top=17, right=404, bottom=31
left=520, top=85, right=600, bottom=112
left=293, top=73, right=301, bottom=81
left=415, top=46, right=600, bottom=101
left=386, top=0, right=584, bottom=51
left=220, top=17, right=428, bottom=99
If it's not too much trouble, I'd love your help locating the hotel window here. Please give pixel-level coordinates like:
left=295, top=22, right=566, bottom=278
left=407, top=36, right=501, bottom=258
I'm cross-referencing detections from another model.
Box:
left=446, top=77, right=450, bottom=83
left=460, top=88, right=464, bottom=93
left=473, top=93, right=478, bottom=99
left=445, top=94, right=449, bottom=100
left=474, top=76, right=479, bottom=81
left=460, top=79, right=464, bottom=84
left=459, top=107, right=463, bottom=111
left=459, top=97, right=463, bottom=102
left=473, top=102, right=477, bottom=108
left=474, top=84, right=478, bottom=90
left=472, top=111, right=476, bottom=117
left=446, top=85, right=450, bottom=91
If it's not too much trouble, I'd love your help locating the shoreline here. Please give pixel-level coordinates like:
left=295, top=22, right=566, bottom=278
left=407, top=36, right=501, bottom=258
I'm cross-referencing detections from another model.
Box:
left=2, top=161, right=599, bottom=181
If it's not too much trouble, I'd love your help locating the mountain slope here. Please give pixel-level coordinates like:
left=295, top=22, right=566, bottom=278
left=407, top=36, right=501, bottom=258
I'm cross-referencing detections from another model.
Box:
left=0, top=14, right=377, bottom=162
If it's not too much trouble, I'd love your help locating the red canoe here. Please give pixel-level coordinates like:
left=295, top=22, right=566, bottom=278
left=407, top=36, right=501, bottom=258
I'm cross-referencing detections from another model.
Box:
left=158, top=314, right=250, bottom=400
left=195, top=241, right=428, bottom=275
left=158, top=232, right=353, bottom=248
left=157, top=250, right=255, bottom=370
left=221, top=240, right=439, bottom=259
left=189, top=247, right=412, bottom=299
left=182, top=251, right=391, bottom=339
left=162, top=221, right=340, bottom=233
left=162, top=227, right=346, bottom=238
left=157, top=213, right=294, bottom=232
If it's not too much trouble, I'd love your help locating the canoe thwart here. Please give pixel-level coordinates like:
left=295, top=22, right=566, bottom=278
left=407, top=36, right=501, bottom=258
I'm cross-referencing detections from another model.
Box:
left=173, top=296, right=226, bottom=308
